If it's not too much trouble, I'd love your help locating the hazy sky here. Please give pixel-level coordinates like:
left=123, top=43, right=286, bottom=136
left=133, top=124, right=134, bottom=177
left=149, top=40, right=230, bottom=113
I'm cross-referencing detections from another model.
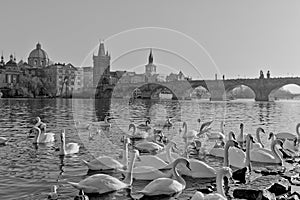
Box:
left=1, top=0, right=300, bottom=91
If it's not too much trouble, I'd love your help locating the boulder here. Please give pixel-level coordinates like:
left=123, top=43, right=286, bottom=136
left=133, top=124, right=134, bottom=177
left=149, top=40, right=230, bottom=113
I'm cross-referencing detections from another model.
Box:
left=233, top=175, right=291, bottom=200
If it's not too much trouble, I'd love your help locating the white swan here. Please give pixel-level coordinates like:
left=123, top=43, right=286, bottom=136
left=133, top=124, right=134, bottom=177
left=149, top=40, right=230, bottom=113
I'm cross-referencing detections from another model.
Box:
left=226, top=134, right=253, bottom=169
left=175, top=143, right=216, bottom=178
left=33, top=116, right=43, bottom=128
left=191, top=167, right=232, bottom=200
left=91, top=116, right=111, bottom=129
left=197, top=119, right=213, bottom=136
left=133, top=158, right=191, bottom=197
left=134, top=154, right=171, bottom=170
left=47, top=185, right=58, bottom=200
left=39, top=123, right=56, bottom=139
left=59, top=129, right=80, bottom=155
left=206, top=121, right=225, bottom=139
left=275, top=123, right=300, bottom=141
left=127, top=123, right=148, bottom=139
left=82, top=137, right=129, bottom=171
left=126, top=165, right=172, bottom=181
left=209, top=131, right=236, bottom=158
left=69, top=150, right=138, bottom=194
left=31, top=126, right=55, bottom=144
left=182, top=122, right=198, bottom=155
left=250, top=138, right=284, bottom=164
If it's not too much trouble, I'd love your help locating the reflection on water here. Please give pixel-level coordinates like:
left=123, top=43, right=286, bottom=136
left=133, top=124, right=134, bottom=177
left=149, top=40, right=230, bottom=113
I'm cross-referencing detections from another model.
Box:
left=0, top=98, right=300, bottom=199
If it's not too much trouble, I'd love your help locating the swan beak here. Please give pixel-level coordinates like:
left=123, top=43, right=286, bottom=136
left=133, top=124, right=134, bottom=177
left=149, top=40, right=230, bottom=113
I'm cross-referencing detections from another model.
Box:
left=186, top=162, right=192, bottom=171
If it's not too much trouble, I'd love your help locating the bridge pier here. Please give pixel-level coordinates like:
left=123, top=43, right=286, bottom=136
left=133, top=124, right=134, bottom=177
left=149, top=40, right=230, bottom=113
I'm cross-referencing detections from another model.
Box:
left=254, top=89, right=270, bottom=101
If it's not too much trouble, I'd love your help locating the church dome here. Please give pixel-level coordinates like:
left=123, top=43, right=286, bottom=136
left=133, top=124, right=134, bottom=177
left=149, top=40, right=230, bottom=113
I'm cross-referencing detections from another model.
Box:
left=29, top=43, right=48, bottom=60
left=28, top=43, right=49, bottom=67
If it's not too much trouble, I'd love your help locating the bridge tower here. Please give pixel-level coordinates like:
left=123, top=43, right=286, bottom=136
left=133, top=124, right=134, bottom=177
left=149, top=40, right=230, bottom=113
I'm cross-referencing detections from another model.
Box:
left=93, top=41, right=112, bottom=98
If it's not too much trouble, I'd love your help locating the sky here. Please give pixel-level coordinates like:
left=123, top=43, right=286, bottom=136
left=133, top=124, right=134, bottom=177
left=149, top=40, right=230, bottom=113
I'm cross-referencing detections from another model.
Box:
left=1, top=0, right=300, bottom=92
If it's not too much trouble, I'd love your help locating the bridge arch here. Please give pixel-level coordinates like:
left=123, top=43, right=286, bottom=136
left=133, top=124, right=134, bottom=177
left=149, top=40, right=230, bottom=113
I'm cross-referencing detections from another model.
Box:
left=190, top=85, right=211, bottom=99
left=269, top=83, right=300, bottom=100
left=136, top=83, right=179, bottom=100
left=225, top=84, right=255, bottom=99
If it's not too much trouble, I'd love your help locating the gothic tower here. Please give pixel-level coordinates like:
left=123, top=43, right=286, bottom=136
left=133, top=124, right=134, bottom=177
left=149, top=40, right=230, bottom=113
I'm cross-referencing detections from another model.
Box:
left=145, top=49, right=157, bottom=81
left=93, top=41, right=111, bottom=88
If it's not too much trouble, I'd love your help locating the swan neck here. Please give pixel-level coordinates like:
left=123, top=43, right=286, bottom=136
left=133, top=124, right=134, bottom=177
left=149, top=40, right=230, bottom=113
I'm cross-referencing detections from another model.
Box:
left=183, top=123, right=187, bottom=135
left=166, top=144, right=173, bottom=163
left=173, top=159, right=186, bottom=187
left=123, top=152, right=136, bottom=185
left=256, top=129, right=264, bottom=148
left=216, top=172, right=226, bottom=197
left=224, top=143, right=230, bottom=167
left=271, top=142, right=282, bottom=163
left=296, top=124, right=300, bottom=137
left=34, top=128, right=41, bottom=143
left=220, top=122, right=224, bottom=134
left=122, top=143, right=129, bottom=166
left=245, top=138, right=251, bottom=168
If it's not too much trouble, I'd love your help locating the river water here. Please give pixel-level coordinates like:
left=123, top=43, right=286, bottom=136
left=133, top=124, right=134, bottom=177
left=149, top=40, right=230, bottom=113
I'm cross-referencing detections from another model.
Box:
left=0, top=98, right=299, bottom=200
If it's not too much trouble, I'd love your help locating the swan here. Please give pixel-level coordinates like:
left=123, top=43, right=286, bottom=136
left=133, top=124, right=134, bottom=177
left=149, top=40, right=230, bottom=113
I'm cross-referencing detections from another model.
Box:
left=33, top=116, right=43, bottom=128
left=47, top=185, right=58, bottom=200
left=250, top=138, right=284, bottom=164
left=69, top=150, right=138, bottom=194
left=0, top=136, right=9, bottom=145
left=269, top=132, right=299, bottom=154
left=206, top=121, right=225, bottom=139
left=125, top=165, right=173, bottom=181
left=137, top=119, right=152, bottom=131
left=191, top=167, right=232, bottom=200
left=275, top=123, right=300, bottom=141
left=226, top=134, right=254, bottom=169
left=59, top=129, right=80, bottom=155
left=133, top=158, right=191, bottom=197
left=74, top=120, right=90, bottom=130
left=237, top=123, right=245, bottom=149
left=197, top=119, right=213, bottom=136
left=135, top=141, right=164, bottom=153
left=39, top=123, right=56, bottom=138
left=182, top=122, right=198, bottom=155
left=187, top=140, right=208, bottom=159
left=91, top=116, right=111, bottom=129
left=82, top=137, right=129, bottom=171
left=127, top=123, right=148, bottom=139
left=209, top=131, right=236, bottom=158
left=175, top=144, right=216, bottom=178
left=74, top=190, right=89, bottom=200
left=134, top=153, right=171, bottom=170
left=251, top=127, right=265, bottom=149
left=31, top=126, right=55, bottom=144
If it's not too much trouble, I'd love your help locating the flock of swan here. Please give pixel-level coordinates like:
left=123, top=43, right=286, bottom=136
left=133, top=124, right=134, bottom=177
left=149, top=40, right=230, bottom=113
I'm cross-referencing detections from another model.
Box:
left=4, top=116, right=300, bottom=200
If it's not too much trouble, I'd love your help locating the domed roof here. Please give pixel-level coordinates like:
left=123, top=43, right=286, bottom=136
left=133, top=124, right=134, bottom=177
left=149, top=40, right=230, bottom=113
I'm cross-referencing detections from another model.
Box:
left=6, top=55, right=17, bottom=66
left=28, top=43, right=48, bottom=60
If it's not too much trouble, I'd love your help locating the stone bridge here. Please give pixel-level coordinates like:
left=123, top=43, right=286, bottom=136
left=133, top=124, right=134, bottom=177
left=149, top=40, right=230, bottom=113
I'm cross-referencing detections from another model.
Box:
left=95, top=77, right=300, bottom=101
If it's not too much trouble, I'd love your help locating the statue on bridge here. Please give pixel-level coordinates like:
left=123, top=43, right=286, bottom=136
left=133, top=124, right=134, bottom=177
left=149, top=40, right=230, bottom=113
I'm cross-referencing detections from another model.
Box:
left=259, top=70, right=264, bottom=79
left=267, top=70, right=270, bottom=78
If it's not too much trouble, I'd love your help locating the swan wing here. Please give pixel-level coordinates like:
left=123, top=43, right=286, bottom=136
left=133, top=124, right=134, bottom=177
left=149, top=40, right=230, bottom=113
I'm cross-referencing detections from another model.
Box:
left=65, top=143, right=80, bottom=154
left=83, top=156, right=123, bottom=170
left=209, top=147, right=224, bottom=158
left=275, top=132, right=297, bottom=140
left=139, top=178, right=183, bottom=196
left=136, top=142, right=162, bottom=151
left=228, top=147, right=246, bottom=168
left=69, top=174, right=127, bottom=194
left=205, top=193, right=227, bottom=200
left=135, top=155, right=167, bottom=169
left=132, top=166, right=171, bottom=180
left=178, top=158, right=216, bottom=178
left=250, top=149, right=277, bottom=163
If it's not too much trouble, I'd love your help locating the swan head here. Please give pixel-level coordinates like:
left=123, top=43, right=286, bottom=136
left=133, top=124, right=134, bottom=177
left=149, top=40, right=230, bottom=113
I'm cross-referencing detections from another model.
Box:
left=273, top=139, right=284, bottom=148
left=34, top=117, right=41, bottom=124
left=257, top=127, right=265, bottom=134
left=219, top=167, right=233, bottom=179
left=240, top=123, right=244, bottom=129
left=40, top=122, right=47, bottom=132
left=176, top=158, right=191, bottom=171
left=228, top=131, right=236, bottom=140
left=246, top=134, right=255, bottom=143
left=146, top=119, right=151, bottom=125
left=268, top=132, right=274, bottom=140
left=197, top=118, right=201, bottom=123
left=128, top=123, right=136, bottom=131
left=226, top=140, right=240, bottom=149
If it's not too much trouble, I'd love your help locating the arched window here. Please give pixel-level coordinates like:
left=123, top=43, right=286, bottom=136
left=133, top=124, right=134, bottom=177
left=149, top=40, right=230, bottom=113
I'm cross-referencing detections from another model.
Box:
left=34, top=60, right=37, bottom=65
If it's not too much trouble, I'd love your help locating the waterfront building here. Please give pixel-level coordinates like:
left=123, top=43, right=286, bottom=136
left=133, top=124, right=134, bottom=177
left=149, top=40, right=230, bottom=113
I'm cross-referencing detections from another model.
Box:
left=166, top=71, right=186, bottom=82
left=83, top=66, right=93, bottom=89
left=44, top=63, right=77, bottom=97
left=74, top=67, right=84, bottom=92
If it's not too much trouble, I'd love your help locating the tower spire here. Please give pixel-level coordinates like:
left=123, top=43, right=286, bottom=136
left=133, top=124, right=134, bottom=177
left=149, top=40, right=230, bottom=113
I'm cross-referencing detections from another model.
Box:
left=98, top=40, right=105, bottom=56
left=148, top=49, right=153, bottom=64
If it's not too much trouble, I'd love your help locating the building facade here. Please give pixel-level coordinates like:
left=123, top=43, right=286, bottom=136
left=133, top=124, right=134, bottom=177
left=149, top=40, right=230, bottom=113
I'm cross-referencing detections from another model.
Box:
left=28, top=43, right=49, bottom=68
left=83, top=66, right=93, bottom=89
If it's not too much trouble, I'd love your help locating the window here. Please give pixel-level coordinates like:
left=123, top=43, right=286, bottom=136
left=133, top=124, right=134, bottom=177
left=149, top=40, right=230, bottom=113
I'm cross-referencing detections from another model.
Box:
left=34, top=60, right=37, bottom=65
